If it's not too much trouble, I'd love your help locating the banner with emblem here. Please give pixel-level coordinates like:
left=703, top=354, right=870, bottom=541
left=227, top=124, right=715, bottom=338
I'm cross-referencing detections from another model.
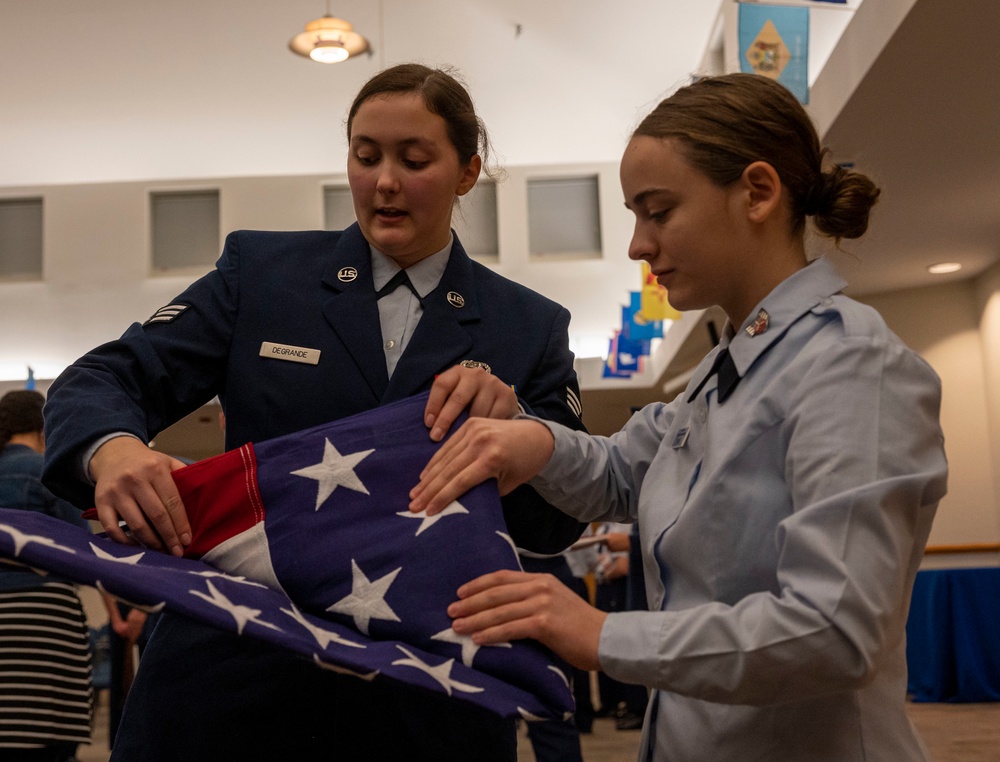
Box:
left=623, top=294, right=660, bottom=347
left=602, top=333, right=627, bottom=378
left=738, top=3, right=810, bottom=104
left=602, top=331, right=643, bottom=379
left=600, top=263, right=684, bottom=379
left=0, top=393, right=574, bottom=721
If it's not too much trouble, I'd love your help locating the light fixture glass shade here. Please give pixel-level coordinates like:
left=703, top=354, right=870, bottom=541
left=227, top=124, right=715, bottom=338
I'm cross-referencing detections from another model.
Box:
left=309, top=41, right=350, bottom=63
left=289, top=14, right=369, bottom=64
left=927, top=262, right=962, bottom=274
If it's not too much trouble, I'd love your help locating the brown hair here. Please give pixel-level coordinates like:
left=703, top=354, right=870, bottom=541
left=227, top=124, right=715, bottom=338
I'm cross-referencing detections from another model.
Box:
left=0, top=389, right=45, bottom=453
left=634, top=73, right=879, bottom=241
left=347, top=63, right=494, bottom=172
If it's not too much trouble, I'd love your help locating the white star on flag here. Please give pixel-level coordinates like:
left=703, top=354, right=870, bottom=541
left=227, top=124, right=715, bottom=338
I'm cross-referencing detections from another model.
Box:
left=431, top=627, right=512, bottom=667
left=312, top=654, right=379, bottom=681
left=89, top=542, right=145, bottom=565
left=327, top=559, right=401, bottom=635
left=392, top=645, right=484, bottom=696
left=548, top=665, right=570, bottom=689
left=518, top=707, right=546, bottom=722
left=190, top=580, right=282, bottom=636
left=291, top=439, right=375, bottom=510
left=0, top=523, right=76, bottom=556
left=395, top=500, right=469, bottom=536
left=281, top=604, right=366, bottom=650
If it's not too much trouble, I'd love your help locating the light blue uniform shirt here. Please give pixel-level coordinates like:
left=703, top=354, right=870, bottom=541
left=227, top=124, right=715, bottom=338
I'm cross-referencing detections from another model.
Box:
left=530, top=258, right=948, bottom=762
left=370, top=240, right=451, bottom=379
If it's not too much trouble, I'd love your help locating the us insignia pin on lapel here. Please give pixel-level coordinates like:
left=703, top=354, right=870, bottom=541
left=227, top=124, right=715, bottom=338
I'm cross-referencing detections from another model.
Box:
left=745, top=309, right=769, bottom=337
left=447, top=291, right=465, bottom=308
left=337, top=267, right=358, bottom=282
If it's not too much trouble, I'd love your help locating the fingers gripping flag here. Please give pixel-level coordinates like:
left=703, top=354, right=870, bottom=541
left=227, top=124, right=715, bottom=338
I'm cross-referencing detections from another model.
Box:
left=0, top=393, right=574, bottom=721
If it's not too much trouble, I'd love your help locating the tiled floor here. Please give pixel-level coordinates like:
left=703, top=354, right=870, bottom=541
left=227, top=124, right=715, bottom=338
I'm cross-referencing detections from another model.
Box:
left=77, top=692, right=1000, bottom=761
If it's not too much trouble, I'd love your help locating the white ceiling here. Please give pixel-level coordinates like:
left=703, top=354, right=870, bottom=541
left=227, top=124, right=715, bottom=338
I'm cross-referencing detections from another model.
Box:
left=4, top=1, right=996, bottom=297
left=0, top=0, right=722, bottom=185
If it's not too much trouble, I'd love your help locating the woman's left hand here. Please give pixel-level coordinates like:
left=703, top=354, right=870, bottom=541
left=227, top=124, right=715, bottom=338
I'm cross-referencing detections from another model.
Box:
left=448, top=569, right=606, bottom=671
left=409, top=417, right=554, bottom=515
left=424, top=363, right=520, bottom=442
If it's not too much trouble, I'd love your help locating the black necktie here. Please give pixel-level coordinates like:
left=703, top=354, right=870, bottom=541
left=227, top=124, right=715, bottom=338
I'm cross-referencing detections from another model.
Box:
left=686, top=347, right=741, bottom=405
left=376, top=269, right=422, bottom=305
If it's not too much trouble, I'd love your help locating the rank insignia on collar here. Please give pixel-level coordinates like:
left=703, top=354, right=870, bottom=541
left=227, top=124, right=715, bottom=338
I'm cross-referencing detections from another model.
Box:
left=447, top=291, right=465, bottom=308
left=337, top=267, right=358, bottom=282
left=745, top=309, right=770, bottom=337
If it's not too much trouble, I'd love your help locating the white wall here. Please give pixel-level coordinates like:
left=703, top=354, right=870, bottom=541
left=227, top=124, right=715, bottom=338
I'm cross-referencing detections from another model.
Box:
left=0, top=164, right=640, bottom=381
left=861, top=277, right=1000, bottom=547
left=8, top=165, right=1000, bottom=550
left=974, top=261, right=1000, bottom=519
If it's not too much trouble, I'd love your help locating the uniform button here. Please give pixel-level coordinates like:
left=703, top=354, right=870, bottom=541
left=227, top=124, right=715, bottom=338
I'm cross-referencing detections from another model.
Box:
left=385, top=340, right=395, bottom=350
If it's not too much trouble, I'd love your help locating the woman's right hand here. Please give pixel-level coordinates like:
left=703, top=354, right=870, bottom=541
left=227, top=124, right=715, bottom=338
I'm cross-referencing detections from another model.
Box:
left=89, top=437, right=191, bottom=556
left=409, top=417, right=555, bottom=516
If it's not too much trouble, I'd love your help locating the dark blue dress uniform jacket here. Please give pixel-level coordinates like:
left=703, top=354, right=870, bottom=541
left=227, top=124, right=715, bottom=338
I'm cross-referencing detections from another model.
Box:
left=42, top=224, right=586, bottom=761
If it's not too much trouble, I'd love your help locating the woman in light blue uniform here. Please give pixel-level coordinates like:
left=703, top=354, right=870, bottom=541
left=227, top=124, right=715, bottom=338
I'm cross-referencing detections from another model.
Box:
left=412, top=73, right=948, bottom=761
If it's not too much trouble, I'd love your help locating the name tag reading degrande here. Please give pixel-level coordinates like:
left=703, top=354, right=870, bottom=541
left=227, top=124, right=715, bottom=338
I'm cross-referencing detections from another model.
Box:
left=259, top=342, right=321, bottom=366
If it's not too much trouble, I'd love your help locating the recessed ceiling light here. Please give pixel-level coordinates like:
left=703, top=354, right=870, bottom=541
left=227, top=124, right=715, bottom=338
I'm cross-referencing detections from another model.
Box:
left=927, top=262, right=962, bottom=275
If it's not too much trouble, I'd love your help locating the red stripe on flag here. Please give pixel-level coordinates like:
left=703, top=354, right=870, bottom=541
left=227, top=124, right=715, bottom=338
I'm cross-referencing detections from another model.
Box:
left=171, top=444, right=266, bottom=559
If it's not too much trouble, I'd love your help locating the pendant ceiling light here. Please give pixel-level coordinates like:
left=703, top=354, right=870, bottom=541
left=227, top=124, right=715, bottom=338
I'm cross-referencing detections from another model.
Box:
left=289, top=3, right=370, bottom=64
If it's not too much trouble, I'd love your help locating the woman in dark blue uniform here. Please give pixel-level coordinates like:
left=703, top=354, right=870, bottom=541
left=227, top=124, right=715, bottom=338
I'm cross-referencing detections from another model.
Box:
left=42, top=64, right=585, bottom=761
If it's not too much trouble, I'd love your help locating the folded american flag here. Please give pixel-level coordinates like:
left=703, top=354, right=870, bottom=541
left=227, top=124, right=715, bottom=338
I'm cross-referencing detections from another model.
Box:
left=0, top=393, right=574, bottom=721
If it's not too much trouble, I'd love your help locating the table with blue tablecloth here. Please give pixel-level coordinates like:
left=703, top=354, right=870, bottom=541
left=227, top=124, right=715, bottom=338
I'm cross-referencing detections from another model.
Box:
left=906, top=566, right=1000, bottom=702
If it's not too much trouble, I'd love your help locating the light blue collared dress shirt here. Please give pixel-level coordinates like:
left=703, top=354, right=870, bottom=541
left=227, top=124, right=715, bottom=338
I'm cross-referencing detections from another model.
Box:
left=370, top=241, right=451, bottom=378
left=529, top=258, right=948, bottom=761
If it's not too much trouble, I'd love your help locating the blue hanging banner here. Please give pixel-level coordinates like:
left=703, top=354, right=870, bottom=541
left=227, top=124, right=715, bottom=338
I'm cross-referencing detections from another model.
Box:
left=738, top=3, right=810, bottom=104
left=602, top=332, right=640, bottom=379
left=623, top=293, right=662, bottom=345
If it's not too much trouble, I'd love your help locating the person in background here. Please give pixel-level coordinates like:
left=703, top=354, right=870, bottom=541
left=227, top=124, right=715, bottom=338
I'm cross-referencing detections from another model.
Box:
left=590, top=523, right=648, bottom=730
left=412, top=73, right=948, bottom=761
left=0, top=390, right=93, bottom=762
left=519, top=550, right=591, bottom=762
left=99, top=591, right=156, bottom=750
left=41, top=63, right=585, bottom=761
